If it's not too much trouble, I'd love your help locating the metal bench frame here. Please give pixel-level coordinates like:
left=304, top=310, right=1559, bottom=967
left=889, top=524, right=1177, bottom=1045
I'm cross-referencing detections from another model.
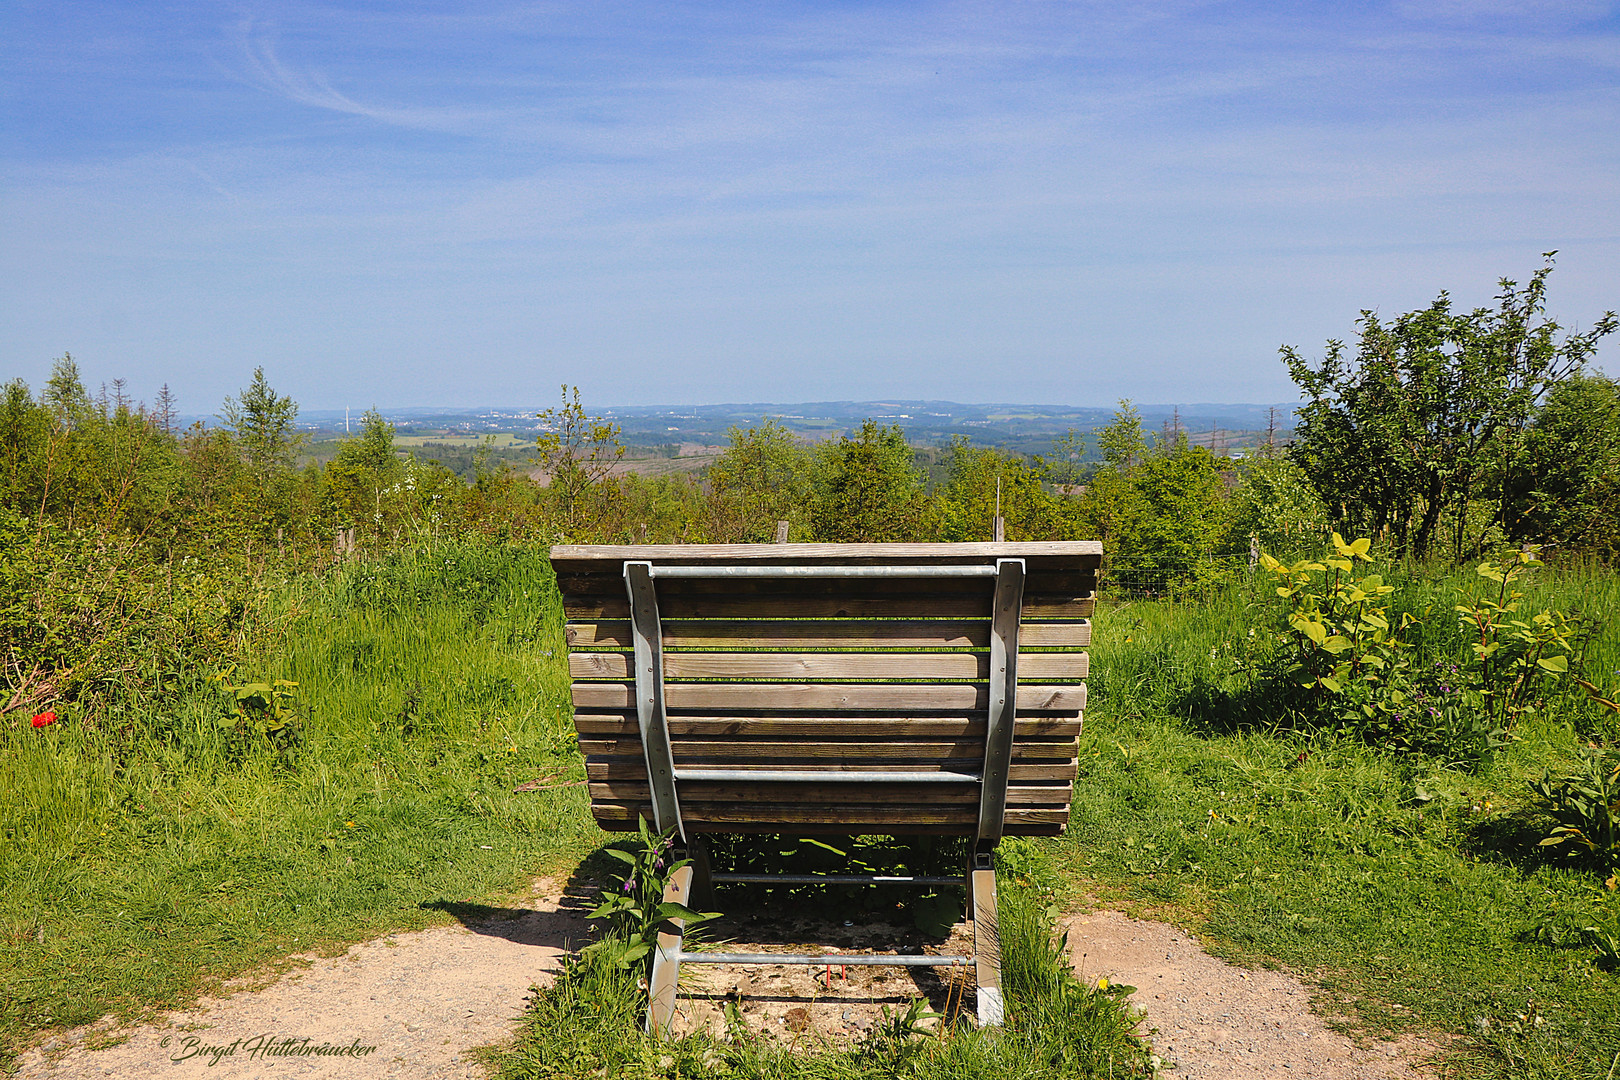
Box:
left=623, top=558, right=1027, bottom=1033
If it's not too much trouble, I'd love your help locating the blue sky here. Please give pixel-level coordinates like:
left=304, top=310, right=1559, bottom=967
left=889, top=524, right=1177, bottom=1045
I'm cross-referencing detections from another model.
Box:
left=3, top=1, right=1617, bottom=413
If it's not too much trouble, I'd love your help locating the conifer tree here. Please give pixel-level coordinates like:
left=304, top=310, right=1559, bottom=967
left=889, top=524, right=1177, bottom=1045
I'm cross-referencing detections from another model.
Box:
left=222, top=367, right=301, bottom=478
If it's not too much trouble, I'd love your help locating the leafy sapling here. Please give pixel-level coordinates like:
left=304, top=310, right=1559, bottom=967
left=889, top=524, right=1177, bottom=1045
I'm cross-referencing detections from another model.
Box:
left=1258, top=535, right=1581, bottom=764
left=584, top=819, right=720, bottom=978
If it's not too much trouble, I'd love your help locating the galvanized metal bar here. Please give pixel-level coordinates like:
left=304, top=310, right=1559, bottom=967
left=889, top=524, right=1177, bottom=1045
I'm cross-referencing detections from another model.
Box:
left=624, top=561, right=683, bottom=840
left=977, top=558, right=1025, bottom=843
left=645, top=863, right=693, bottom=1034
left=971, top=861, right=1005, bottom=1027
left=675, top=952, right=972, bottom=966
left=649, top=564, right=998, bottom=579
left=713, top=874, right=963, bottom=885
left=673, top=768, right=979, bottom=784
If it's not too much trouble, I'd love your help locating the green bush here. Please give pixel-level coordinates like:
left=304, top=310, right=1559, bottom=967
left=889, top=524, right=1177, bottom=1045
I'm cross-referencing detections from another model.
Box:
left=1254, top=537, right=1581, bottom=764
left=1531, top=747, right=1620, bottom=868
left=1, top=506, right=273, bottom=731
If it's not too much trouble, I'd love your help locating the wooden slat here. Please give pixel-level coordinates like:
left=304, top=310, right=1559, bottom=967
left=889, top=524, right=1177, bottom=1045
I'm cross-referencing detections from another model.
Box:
left=570, top=682, right=1086, bottom=712
left=556, top=571, right=1095, bottom=599
left=589, top=781, right=1072, bottom=806
left=585, top=759, right=1079, bottom=782
left=566, top=619, right=1091, bottom=650
left=588, top=801, right=1069, bottom=827
left=578, top=738, right=1078, bottom=762
left=571, top=716, right=1083, bottom=738
left=595, top=818, right=1065, bottom=836
left=563, top=594, right=1094, bottom=621
left=570, top=651, right=1089, bottom=682
left=569, top=619, right=978, bottom=649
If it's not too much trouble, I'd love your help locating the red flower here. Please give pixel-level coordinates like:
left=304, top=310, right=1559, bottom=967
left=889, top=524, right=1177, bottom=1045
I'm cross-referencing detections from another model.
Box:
left=31, top=710, right=57, bottom=728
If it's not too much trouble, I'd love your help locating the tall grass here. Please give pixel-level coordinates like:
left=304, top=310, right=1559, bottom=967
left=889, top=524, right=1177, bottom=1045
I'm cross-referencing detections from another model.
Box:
left=0, top=539, right=594, bottom=1068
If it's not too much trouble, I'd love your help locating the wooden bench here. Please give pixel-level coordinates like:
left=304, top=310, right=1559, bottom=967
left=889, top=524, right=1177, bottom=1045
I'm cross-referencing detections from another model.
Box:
left=552, top=541, right=1098, bottom=1031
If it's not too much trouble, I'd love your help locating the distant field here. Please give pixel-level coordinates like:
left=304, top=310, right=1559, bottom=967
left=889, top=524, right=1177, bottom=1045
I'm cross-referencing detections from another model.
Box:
left=393, top=432, right=531, bottom=448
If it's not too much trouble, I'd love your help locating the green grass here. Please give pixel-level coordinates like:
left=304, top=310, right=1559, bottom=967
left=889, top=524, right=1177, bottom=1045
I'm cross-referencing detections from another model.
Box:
left=0, top=540, right=597, bottom=1069
left=1059, top=562, right=1620, bottom=1079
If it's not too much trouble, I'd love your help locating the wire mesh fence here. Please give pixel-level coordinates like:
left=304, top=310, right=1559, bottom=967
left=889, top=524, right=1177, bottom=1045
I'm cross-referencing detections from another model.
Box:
left=1097, top=551, right=1257, bottom=600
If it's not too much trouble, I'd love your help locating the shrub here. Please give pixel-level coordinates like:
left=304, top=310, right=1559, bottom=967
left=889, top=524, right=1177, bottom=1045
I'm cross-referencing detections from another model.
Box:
left=1, top=508, right=272, bottom=731
left=1255, top=536, right=1580, bottom=764
left=1531, top=747, right=1620, bottom=868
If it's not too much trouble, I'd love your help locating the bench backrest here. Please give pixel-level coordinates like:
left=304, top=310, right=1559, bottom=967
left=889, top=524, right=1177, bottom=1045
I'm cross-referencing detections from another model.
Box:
left=553, top=542, right=1098, bottom=839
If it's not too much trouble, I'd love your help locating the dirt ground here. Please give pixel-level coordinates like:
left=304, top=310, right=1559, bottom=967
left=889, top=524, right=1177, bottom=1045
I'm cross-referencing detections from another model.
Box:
left=10, top=880, right=591, bottom=1080
left=13, top=881, right=1442, bottom=1080
left=1064, top=910, right=1440, bottom=1079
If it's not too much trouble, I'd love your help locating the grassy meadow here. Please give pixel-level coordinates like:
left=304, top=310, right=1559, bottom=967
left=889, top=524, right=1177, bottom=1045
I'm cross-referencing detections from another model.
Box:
left=4, top=543, right=1620, bottom=1078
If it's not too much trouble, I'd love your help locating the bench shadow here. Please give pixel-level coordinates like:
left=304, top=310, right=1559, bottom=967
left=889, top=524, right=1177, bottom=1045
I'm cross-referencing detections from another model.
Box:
left=418, top=858, right=613, bottom=950
left=417, top=898, right=592, bottom=950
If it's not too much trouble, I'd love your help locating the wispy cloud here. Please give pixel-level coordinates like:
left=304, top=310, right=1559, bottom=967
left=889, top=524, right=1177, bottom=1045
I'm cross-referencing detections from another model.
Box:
left=234, top=16, right=495, bottom=134
left=1392, top=0, right=1615, bottom=23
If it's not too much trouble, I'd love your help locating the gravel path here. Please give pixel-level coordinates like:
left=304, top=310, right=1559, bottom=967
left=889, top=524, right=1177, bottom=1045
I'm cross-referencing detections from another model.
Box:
left=12, top=883, right=588, bottom=1080
left=13, top=887, right=1442, bottom=1080
left=1064, top=910, right=1440, bottom=1079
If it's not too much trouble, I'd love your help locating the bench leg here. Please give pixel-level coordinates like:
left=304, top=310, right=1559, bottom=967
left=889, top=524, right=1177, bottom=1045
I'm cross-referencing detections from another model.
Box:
left=970, top=862, right=1005, bottom=1027
left=645, top=862, right=693, bottom=1035
left=686, top=839, right=713, bottom=912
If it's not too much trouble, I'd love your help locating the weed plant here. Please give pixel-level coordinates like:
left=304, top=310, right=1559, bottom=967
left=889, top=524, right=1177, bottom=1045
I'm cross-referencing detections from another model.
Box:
left=0, top=539, right=595, bottom=1069
left=1072, top=561, right=1620, bottom=1079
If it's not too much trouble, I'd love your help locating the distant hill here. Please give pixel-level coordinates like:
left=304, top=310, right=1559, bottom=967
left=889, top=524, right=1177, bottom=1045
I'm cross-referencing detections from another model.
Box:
left=286, top=400, right=1297, bottom=458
